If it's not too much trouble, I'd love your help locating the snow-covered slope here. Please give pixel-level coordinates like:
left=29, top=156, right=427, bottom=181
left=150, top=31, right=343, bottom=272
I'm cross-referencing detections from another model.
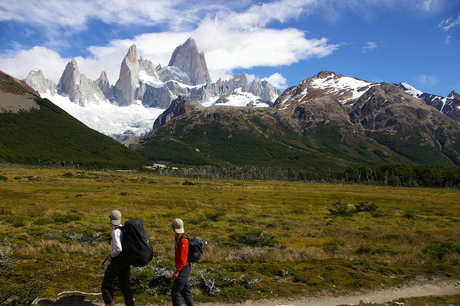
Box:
left=399, top=82, right=424, bottom=98
left=202, top=88, right=271, bottom=107
left=275, top=71, right=378, bottom=109
left=41, top=91, right=164, bottom=141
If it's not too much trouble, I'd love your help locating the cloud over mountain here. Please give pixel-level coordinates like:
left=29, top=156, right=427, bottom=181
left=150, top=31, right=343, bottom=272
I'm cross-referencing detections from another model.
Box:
left=1, top=0, right=459, bottom=96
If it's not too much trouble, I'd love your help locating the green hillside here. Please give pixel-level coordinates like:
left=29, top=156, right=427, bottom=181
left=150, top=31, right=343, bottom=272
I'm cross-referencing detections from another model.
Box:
left=0, top=97, right=148, bottom=169
left=136, top=107, right=411, bottom=169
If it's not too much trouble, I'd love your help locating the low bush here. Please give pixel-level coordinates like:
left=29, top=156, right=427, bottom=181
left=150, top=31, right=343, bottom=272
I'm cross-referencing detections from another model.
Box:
left=354, top=201, right=379, bottom=212
left=230, top=232, right=279, bottom=247
left=423, top=238, right=460, bottom=259
left=328, top=200, right=352, bottom=216
left=356, top=245, right=400, bottom=255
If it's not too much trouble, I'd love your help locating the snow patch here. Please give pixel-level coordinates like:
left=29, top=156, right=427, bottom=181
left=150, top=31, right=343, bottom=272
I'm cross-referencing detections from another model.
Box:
left=217, top=88, right=271, bottom=107
left=400, top=82, right=423, bottom=98
left=201, top=88, right=270, bottom=108
left=139, top=70, right=165, bottom=89
left=312, top=75, right=376, bottom=102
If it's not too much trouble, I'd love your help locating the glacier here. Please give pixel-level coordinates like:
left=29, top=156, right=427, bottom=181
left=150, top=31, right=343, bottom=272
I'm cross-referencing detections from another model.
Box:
left=41, top=91, right=165, bottom=139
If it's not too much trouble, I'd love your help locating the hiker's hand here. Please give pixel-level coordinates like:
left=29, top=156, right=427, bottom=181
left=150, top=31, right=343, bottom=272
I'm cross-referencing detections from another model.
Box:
left=107, top=255, right=112, bottom=263
left=172, top=271, right=179, bottom=279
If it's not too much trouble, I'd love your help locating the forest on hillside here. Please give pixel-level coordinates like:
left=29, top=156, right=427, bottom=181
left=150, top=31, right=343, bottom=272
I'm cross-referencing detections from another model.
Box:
left=152, top=164, right=460, bottom=188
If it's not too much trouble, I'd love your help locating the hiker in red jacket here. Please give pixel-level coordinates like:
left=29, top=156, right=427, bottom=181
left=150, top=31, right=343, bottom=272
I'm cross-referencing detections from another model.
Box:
left=101, top=210, right=134, bottom=306
left=171, top=218, right=195, bottom=306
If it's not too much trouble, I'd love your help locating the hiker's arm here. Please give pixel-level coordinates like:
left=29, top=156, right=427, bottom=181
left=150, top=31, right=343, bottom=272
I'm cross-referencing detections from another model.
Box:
left=173, top=238, right=189, bottom=278
left=110, top=228, right=123, bottom=258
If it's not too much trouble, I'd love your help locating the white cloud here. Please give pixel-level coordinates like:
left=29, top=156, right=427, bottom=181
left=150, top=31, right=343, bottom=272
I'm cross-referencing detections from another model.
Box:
left=193, top=13, right=338, bottom=81
left=416, top=0, right=450, bottom=12
left=0, top=0, right=176, bottom=28
left=415, top=74, right=439, bottom=89
left=0, top=0, right=338, bottom=85
left=439, top=13, right=460, bottom=31
left=0, top=0, right=452, bottom=31
left=263, top=73, right=288, bottom=90
left=0, top=0, right=452, bottom=87
left=362, top=42, right=378, bottom=52
left=0, top=47, right=69, bottom=83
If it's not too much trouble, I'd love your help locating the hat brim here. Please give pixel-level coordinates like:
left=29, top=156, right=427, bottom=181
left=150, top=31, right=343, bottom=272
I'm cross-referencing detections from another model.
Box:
left=174, top=228, right=184, bottom=234
left=111, top=219, right=121, bottom=226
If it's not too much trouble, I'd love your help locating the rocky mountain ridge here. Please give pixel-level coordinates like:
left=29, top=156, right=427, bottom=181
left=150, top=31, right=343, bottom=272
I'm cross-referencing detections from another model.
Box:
left=137, top=71, right=460, bottom=168
left=399, top=82, right=460, bottom=122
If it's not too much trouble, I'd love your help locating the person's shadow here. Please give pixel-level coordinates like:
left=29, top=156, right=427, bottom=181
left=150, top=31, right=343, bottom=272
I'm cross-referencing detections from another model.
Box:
left=36, top=295, right=100, bottom=305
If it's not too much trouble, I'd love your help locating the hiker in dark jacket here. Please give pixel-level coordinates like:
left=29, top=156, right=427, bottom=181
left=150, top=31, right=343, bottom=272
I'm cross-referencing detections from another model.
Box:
left=102, top=210, right=134, bottom=306
left=171, top=218, right=195, bottom=306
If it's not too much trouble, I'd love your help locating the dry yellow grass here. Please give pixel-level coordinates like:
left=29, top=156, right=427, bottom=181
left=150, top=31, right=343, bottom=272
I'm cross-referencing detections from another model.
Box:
left=0, top=164, right=459, bottom=304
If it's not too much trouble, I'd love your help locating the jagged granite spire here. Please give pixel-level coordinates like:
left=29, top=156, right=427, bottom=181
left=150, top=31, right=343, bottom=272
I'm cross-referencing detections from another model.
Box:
left=96, top=71, right=113, bottom=101
left=168, top=38, right=211, bottom=86
left=24, top=70, right=56, bottom=95
left=250, top=79, right=281, bottom=103
left=113, top=44, right=140, bottom=106
left=57, top=59, right=80, bottom=100
left=57, top=59, right=106, bottom=106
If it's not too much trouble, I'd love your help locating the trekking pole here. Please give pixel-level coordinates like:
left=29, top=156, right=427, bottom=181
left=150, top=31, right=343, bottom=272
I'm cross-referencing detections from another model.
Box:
left=102, top=256, right=109, bottom=266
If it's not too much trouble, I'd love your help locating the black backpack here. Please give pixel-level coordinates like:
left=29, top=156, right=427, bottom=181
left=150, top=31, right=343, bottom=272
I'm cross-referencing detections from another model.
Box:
left=183, top=236, right=206, bottom=263
left=120, top=219, right=153, bottom=267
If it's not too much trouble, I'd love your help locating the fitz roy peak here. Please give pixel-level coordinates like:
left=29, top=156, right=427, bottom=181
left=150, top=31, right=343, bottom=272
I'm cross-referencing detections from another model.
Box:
left=168, top=38, right=211, bottom=86
left=24, top=38, right=281, bottom=140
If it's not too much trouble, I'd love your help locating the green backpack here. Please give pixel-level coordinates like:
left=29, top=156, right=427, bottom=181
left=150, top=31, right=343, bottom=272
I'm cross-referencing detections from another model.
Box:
left=184, top=236, right=206, bottom=263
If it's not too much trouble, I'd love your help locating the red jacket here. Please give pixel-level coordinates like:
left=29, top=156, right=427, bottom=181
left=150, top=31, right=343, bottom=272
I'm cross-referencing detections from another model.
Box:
left=174, top=234, right=189, bottom=271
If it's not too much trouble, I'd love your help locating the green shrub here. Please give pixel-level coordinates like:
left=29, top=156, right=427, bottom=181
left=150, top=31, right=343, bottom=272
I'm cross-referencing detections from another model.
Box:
left=356, top=245, right=399, bottom=255
left=0, top=175, right=7, bottom=181
left=0, top=206, right=12, bottom=214
left=33, top=217, right=54, bottom=225
left=402, top=211, right=419, bottom=220
left=230, top=231, right=278, bottom=247
left=4, top=215, right=27, bottom=227
left=423, top=238, right=460, bottom=259
left=52, top=212, right=82, bottom=224
left=328, top=200, right=351, bottom=216
left=323, top=242, right=341, bottom=254
left=354, top=201, right=379, bottom=212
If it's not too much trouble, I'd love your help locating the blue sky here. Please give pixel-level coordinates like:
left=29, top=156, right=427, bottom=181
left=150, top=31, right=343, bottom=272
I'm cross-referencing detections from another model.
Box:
left=0, top=0, right=459, bottom=96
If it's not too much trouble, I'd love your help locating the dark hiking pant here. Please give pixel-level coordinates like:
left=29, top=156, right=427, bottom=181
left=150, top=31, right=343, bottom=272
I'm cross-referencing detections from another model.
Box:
left=102, top=256, right=134, bottom=306
left=171, top=264, right=195, bottom=306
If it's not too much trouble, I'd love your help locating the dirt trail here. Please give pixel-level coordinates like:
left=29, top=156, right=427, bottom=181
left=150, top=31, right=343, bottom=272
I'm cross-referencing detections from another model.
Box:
left=36, top=278, right=460, bottom=306
left=205, top=279, right=460, bottom=306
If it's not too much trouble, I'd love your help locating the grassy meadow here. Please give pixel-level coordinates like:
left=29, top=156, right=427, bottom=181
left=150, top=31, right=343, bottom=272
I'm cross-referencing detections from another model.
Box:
left=0, top=164, right=459, bottom=305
